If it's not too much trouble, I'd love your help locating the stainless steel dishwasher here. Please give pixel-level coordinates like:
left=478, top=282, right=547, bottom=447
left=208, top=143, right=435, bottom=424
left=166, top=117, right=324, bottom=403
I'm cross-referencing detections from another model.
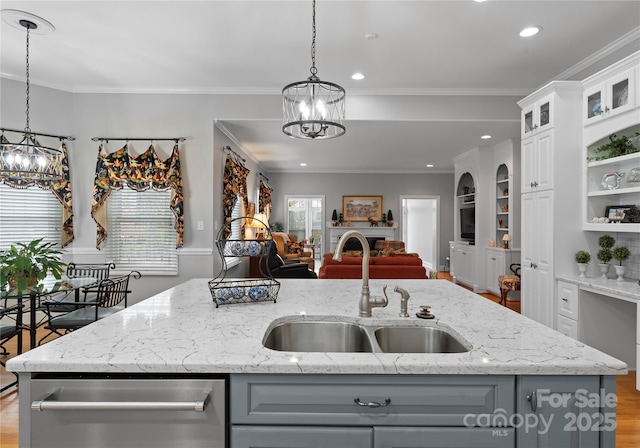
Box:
left=25, top=374, right=227, bottom=448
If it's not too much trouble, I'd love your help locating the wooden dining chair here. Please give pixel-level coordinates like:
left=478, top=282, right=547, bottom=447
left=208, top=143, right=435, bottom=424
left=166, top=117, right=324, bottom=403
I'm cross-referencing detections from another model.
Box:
left=42, top=271, right=140, bottom=339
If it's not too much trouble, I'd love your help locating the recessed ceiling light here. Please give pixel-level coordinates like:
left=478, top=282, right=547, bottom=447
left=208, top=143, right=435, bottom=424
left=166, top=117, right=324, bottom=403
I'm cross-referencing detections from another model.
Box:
left=474, top=0, right=487, bottom=3
left=352, top=73, right=365, bottom=80
left=299, top=162, right=307, bottom=167
left=426, top=164, right=434, bottom=168
left=481, top=135, right=492, bottom=140
left=519, top=26, right=541, bottom=37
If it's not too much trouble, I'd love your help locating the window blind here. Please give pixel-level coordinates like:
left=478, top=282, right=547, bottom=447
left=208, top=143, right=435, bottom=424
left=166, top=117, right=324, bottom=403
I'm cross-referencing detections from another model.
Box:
left=106, top=187, right=178, bottom=275
left=0, top=184, right=62, bottom=250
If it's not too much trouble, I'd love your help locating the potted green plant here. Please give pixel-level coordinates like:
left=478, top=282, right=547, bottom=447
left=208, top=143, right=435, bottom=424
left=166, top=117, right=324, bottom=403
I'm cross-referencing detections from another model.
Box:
left=0, top=238, right=66, bottom=291
left=331, top=209, right=338, bottom=226
left=587, top=132, right=640, bottom=161
left=597, top=234, right=615, bottom=279
left=387, top=210, right=394, bottom=227
left=612, top=246, right=631, bottom=281
left=269, top=222, right=284, bottom=233
left=574, top=250, right=591, bottom=278
left=596, top=248, right=613, bottom=279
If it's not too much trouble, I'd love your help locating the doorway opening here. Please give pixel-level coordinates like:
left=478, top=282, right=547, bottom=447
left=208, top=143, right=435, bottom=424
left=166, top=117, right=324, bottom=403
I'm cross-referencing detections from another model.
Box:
left=284, top=195, right=324, bottom=260
left=400, top=196, right=439, bottom=273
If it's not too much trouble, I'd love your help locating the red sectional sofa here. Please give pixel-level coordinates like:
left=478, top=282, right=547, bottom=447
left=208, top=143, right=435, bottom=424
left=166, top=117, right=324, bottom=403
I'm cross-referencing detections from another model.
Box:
left=318, top=254, right=428, bottom=279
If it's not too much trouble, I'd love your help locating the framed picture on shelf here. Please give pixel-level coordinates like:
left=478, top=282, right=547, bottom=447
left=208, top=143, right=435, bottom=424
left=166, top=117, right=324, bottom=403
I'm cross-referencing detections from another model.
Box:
left=605, top=205, right=632, bottom=222
left=342, top=195, right=383, bottom=222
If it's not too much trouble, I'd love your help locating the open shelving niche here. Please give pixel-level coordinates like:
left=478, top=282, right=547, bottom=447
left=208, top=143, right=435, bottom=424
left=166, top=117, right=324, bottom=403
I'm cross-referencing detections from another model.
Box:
left=495, top=164, right=510, bottom=244
left=208, top=216, right=280, bottom=307
left=583, top=124, right=640, bottom=233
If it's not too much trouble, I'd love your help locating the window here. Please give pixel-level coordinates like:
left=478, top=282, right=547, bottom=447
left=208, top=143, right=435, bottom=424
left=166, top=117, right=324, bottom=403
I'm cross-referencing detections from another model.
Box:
left=106, top=188, right=178, bottom=275
left=285, top=196, right=323, bottom=256
left=0, top=184, right=62, bottom=250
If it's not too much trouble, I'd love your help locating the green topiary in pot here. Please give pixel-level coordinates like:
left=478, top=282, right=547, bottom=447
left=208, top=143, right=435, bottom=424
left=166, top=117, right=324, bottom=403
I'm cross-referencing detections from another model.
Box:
left=597, top=248, right=612, bottom=264
left=598, top=234, right=615, bottom=250
left=612, top=246, right=630, bottom=266
left=0, top=238, right=66, bottom=291
left=574, top=250, right=591, bottom=264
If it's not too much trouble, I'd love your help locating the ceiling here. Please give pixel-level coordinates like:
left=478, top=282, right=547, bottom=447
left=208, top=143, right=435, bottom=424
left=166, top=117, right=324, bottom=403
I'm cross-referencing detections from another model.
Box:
left=1, top=1, right=639, bottom=173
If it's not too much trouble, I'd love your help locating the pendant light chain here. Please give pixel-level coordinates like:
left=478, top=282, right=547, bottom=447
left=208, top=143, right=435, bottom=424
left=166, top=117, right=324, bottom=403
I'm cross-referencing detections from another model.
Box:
left=24, top=24, right=31, bottom=133
left=310, top=0, right=317, bottom=77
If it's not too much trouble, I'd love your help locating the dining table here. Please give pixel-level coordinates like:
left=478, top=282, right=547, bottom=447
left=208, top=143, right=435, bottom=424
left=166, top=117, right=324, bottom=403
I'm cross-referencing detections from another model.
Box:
left=1, top=275, right=99, bottom=351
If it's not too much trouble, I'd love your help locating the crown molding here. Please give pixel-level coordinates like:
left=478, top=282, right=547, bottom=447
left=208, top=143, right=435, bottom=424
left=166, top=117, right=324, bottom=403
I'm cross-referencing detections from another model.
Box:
left=553, top=26, right=640, bottom=81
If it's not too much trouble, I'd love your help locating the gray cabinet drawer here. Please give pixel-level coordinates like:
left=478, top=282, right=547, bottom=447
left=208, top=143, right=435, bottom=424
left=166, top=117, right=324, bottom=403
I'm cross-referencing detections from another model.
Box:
left=374, top=427, right=515, bottom=448
left=232, top=426, right=372, bottom=448
left=231, top=374, right=514, bottom=426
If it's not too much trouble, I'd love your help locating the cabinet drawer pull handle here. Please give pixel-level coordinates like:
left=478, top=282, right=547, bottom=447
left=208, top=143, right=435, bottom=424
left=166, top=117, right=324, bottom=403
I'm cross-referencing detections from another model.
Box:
left=354, top=397, right=391, bottom=408
left=32, top=392, right=210, bottom=412
left=562, top=297, right=568, bottom=302
left=527, top=391, right=538, bottom=412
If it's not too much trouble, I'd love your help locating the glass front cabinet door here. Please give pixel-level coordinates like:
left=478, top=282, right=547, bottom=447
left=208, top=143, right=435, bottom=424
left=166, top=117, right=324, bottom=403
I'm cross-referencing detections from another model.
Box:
left=583, top=66, right=636, bottom=125
left=521, top=93, right=554, bottom=139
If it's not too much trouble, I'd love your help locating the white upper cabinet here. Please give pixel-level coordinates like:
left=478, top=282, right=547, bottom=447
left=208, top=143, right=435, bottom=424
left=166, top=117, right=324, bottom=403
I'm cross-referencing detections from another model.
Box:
left=583, top=66, right=637, bottom=126
left=582, top=52, right=640, bottom=233
left=521, top=128, right=554, bottom=194
left=521, top=93, right=554, bottom=139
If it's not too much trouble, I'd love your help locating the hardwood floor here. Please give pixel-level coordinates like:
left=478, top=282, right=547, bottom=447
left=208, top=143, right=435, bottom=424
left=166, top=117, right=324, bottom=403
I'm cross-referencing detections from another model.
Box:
left=1, top=277, right=638, bottom=447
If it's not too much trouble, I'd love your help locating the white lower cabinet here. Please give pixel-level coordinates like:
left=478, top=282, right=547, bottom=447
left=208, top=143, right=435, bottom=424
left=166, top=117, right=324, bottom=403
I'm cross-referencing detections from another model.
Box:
left=556, top=281, right=580, bottom=339
left=556, top=314, right=579, bottom=339
left=521, top=190, right=555, bottom=328
left=452, top=243, right=477, bottom=289
left=231, top=373, right=615, bottom=448
left=486, top=248, right=521, bottom=296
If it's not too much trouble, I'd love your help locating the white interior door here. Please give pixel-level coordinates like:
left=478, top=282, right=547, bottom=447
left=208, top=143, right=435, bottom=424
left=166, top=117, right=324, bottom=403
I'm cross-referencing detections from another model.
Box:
left=401, top=196, right=439, bottom=273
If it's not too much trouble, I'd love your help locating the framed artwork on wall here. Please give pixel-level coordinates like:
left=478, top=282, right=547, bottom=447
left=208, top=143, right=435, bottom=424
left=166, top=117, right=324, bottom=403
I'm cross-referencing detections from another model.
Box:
left=342, top=195, right=383, bottom=222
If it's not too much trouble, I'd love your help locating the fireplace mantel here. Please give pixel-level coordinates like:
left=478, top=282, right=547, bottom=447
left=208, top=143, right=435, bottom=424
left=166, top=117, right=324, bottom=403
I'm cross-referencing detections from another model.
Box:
left=327, top=222, right=398, bottom=253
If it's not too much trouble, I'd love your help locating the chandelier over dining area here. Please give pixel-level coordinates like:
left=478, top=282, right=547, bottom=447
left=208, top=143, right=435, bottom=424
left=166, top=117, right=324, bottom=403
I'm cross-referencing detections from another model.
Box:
left=0, top=10, right=64, bottom=182
left=282, top=0, right=345, bottom=140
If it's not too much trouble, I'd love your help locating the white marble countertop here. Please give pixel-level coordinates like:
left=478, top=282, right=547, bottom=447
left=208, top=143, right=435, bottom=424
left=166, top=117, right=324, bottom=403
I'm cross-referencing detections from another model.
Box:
left=555, top=275, right=639, bottom=302
left=7, top=278, right=628, bottom=375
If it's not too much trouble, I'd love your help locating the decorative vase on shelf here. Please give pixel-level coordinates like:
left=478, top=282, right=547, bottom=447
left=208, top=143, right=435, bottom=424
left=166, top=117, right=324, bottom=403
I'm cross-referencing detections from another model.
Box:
left=598, top=263, right=610, bottom=279
left=614, top=265, right=626, bottom=281
left=577, top=263, right=588, bottom=278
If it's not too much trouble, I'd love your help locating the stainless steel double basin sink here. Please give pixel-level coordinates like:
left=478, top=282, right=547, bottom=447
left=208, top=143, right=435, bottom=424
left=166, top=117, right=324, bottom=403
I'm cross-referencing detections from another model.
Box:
left=262, top=318, right=471, bottom=354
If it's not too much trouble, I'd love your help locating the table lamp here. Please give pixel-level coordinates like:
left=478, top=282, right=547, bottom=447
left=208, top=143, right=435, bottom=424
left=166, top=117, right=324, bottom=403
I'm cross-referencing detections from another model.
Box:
left=502, top=234, right=511, bottom=249
left=250, top=213, right=268, bottom=239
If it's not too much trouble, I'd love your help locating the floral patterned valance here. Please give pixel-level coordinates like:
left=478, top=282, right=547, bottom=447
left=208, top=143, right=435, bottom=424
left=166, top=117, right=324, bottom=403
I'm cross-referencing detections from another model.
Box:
left=92, top=143, right=183, bottom=249
left=223, top=155, right=249, bottom=239
left=0, top=136, right=74, bottom=247
left=259, top=178, right=273, bottom=221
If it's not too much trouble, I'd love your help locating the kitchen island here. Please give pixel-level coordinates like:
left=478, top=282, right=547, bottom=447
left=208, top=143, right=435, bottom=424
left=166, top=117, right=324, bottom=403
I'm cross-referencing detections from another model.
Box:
left=8, top=278, right=628, bottom=448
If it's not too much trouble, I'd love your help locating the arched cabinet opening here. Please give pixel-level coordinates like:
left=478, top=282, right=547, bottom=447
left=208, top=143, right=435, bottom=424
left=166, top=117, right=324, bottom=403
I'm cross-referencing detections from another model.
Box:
left=456, top=172, right=476, bottom=244
left=495, top=164, right=510, bottom=246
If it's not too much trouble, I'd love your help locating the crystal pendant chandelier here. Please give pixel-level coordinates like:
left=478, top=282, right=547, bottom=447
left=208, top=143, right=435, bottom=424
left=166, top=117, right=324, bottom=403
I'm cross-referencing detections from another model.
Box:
left=282, top=0, right=345, bottom=140
left=0, top=13, right=63, bottom=182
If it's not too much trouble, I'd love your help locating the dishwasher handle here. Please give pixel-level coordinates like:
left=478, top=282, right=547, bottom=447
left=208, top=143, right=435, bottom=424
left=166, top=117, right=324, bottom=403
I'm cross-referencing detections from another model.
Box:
left=32, top=392, right=210, bottom=412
